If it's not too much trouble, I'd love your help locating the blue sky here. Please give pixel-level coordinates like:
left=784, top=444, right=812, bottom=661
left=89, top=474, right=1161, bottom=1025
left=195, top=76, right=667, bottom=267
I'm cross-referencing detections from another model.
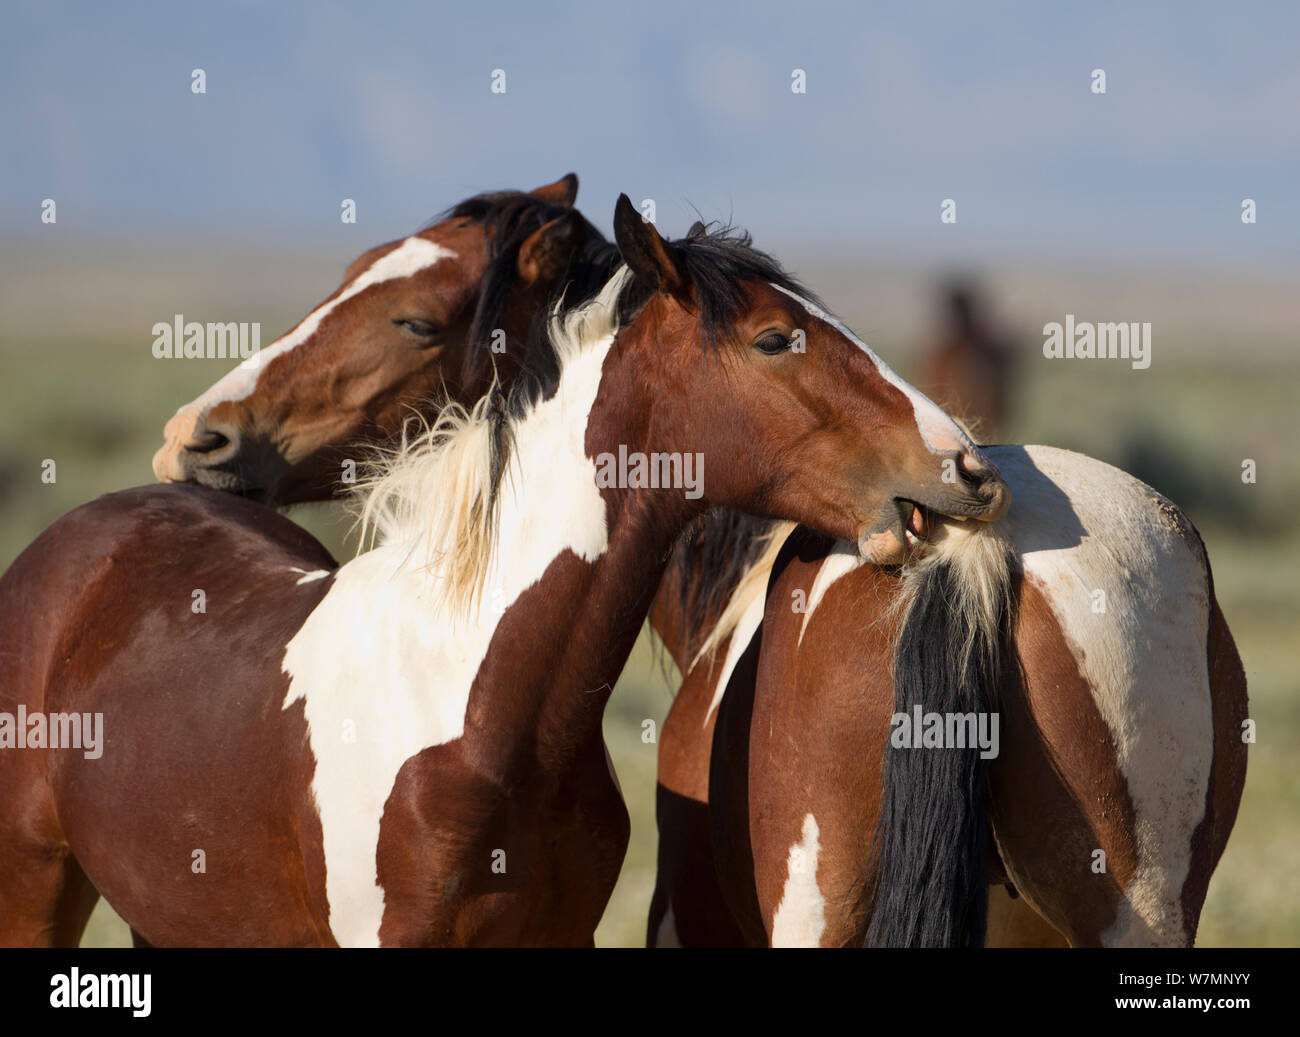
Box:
left=3, top=1, right=1297, bottom=261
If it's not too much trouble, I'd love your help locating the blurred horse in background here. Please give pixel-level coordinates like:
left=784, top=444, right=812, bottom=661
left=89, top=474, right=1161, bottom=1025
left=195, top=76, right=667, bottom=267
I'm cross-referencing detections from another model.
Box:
left=917, top=280, right=1018, bottom=441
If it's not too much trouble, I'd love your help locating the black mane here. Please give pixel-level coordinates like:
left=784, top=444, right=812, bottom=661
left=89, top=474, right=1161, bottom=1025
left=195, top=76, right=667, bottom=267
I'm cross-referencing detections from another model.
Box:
left=427, top=189, right=607, bottom=390
left=555, top=221, right=826, bottom=343
left=500, top=221, right=826, bottom=436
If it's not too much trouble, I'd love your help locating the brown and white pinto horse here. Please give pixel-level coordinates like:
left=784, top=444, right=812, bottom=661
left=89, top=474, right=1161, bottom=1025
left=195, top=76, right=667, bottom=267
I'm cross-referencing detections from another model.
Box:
left=143, top=177, right=1244, bottom=949
left=153, top=173, right=597, bottom=503
left=0, top=196, right=1009, bottom=946
left=652, top=445, right=1248, bottom=948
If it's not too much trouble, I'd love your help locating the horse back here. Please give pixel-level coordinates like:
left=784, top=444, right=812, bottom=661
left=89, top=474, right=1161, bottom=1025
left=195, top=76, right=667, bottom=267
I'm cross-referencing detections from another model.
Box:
left=0, top=484, right=338, bottom=945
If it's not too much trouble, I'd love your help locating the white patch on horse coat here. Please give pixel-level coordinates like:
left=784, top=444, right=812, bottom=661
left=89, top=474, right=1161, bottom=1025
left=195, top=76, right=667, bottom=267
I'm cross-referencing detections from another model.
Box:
left=290, top=569, right=330, bottom=585
left=782, top=444, right=1213, bottom=945
left=280, top=289, right=620, bottom=948
left=770, top=813, right=826, bottom=947
left=704, top=588, right=765, bottom=728
left=799, top=540, right=863, bottom=645
left=179, top=237, right=455, bottom=417
left=700, top=527, right=862, bottom=729
left=985, top=445, right=1212, bottom=946
left=689, top=521, right=793, bottom=670
left=769, top=284, right=975, bottom=455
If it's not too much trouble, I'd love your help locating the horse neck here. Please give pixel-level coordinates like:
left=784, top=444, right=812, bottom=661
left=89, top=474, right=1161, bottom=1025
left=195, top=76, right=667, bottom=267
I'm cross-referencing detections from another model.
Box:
left=494, top=345, right=699, bottom=762
left=523, top=507, right=682, bottom=764
left=648, top=545, right=716, bottom=676
left=371, top=311, right=699, bottom=772
left=648, top=558, right=694, bottom=674
left=648, top=510, right=788, bottom=676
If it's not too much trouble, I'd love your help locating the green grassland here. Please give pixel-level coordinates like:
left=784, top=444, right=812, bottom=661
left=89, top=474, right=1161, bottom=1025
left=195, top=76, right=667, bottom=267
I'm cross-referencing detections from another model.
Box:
left=0, top=321, right=1295, bottom=948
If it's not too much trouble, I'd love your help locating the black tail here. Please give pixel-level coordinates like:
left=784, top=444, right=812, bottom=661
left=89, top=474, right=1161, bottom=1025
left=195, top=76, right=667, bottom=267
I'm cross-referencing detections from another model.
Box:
left=865, top=538, right=1013, bottom=947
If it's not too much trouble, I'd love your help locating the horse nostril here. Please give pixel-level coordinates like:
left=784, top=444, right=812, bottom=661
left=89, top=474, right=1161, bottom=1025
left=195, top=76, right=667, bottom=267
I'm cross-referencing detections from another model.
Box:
left=952, top=451, right=1011, bottom=520
left=955, top=451, right=1008, bottom=507
left=956, top=452, right=990, bottom=489
left=183, top=427, right=233, bottom=456
left=959, top=450, right=989, bottom=477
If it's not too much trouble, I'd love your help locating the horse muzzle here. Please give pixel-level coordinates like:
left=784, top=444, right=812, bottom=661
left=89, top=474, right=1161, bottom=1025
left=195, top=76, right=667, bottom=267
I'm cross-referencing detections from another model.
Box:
left=858, top=451, right=1010, bottom=564
left=153, top=407, right=266, bottom=498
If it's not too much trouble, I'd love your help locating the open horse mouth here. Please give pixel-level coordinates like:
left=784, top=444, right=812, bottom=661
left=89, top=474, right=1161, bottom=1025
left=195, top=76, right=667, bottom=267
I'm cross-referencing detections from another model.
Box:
left=860, top=484, right=1009, bottom=565
left=901, top=499, right=937, bottom=547
left=879, top=497, right=941, bottom=554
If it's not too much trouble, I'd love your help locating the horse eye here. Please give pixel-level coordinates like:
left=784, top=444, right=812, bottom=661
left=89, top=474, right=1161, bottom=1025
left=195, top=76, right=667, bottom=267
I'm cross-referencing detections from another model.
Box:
left=393, top=318, right=440, bottom=340
left=753, top=333, right=791, bottom=356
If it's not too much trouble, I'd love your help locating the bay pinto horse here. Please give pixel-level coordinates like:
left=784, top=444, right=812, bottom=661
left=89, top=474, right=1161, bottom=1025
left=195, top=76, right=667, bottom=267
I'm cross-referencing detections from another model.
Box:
left=651, top=445, right=1248, bottom=947
left=144, top=179, right=1246, bottom=948
left=8, top=172, right=610, bottom=948
left=152, top=173, right=600, bottom=503
left=0, top=197, right=1010, bottom=946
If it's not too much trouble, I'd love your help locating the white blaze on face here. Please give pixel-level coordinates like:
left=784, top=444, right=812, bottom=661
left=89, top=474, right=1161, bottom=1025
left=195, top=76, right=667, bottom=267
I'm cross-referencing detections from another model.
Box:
left=174, top=237, right=456, bottom=419
left=769, top=284, right=975, bottom=456
left=278, top=313, right=617, bottom=948
left=770, top=813, right=827, bottom=947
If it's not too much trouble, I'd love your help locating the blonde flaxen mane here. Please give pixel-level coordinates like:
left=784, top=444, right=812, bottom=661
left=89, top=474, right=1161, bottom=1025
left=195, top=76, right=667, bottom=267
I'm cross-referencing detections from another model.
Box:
left=352, top=267, right=633, bottom=618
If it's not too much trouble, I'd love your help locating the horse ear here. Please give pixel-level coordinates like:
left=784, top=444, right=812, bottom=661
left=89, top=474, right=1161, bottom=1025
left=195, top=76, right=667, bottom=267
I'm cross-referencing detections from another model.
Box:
left=686, top=220, right=707, bottom=239
left=613, top=194, right=685, bottom=294
left=529, top=173, right=579, bottom=208
left=516, top=210, right=587, bottom=285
